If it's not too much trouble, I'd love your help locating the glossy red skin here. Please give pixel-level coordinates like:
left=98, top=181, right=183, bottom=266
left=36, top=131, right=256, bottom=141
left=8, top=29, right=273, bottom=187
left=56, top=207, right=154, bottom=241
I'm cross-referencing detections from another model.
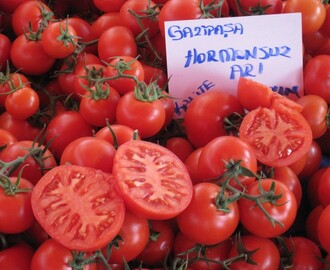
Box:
left=0, top=241, right=34, bottom=270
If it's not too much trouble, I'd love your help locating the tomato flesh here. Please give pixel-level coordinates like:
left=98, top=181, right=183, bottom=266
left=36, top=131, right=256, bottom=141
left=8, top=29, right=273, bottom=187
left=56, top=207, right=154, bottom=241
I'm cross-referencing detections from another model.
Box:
left=31, top=165, right=125, bottom=252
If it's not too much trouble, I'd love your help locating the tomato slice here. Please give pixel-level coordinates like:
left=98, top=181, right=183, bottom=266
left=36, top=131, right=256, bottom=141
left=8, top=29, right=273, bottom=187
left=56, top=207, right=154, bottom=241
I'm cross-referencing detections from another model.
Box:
left=113, top=140, right=193, bottom=220
left=31, top=165, right=125, bottom=252
left=239, top=106, right=313, bottom=167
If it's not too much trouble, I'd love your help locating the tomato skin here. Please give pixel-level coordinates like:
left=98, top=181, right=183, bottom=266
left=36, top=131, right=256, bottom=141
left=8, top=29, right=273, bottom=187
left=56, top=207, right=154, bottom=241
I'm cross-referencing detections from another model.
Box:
left=0, top=128, right=17, bottom=150
left=184, top=147, right=204, bottom=184
left=60, top=136, right=117, bottom=174
left=0, top=241, right=34, bottom=270
left=0, top=0, right=30, bottom=13
left=31, top=165, right=126, bottom=252
left=283, top=0, right=326, bottom=34
left=116, top=91, right=166, bottom=139
left=304, top=55, right=330, bottom=103
left=97, top=26, right=137, bottom=62
left=113, top=139, right=193, bottom=220
left=238, top=179, right=297, bottom=238
left=176, top=182, right=239, bottom=246
left=307, top=167, right=326, bottom=208
left=228, top=234, right=280, bottom=270
left=5, top=86, right=40, bottom=120
left=315, top=167, right=330, bottom=208
left=0, top=33, right=11, bottom=71
left=91, top=12, right=124, bottom=38
left=239, top=105, right=313, bottom=168
left=0, top=177, right=35, bottom=234
left=164, top=137, right=195, bottom=163
left=10, top=34, right=56, bottom=76
left=298, top=140, right=322, bottom=180
left=108, top=210, right=150, bottom=264
left=184, top=90, right=245, bottom=148
left=92, top=0, right=126, bottom=12
left=305, top=204, right=323, bottom=245
left=228, top=0, right=282, bottom=16
left=45, top=110, right=94, bottom=160
left=31, top=238, right=97, bottom=270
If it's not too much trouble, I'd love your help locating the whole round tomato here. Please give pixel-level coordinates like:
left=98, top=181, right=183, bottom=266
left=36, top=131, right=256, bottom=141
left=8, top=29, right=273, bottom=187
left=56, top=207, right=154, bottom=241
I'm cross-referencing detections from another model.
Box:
left=176, top=182, right=239, bottom=245
left=31, top=238, right=97, bottom=270
left=228, top=234, right=280, bottom=270
left=0, top=128, right=17, bottom=150
left=238, top=179, right=298, bottom=238
left=298, top=140, right=322, bottom=180
left=283, top=0, right=326, bottom=34
left=0, top=33, right=11, bottom=71
left=315, top=166, right=330, bottom=207
left=90, top=12, right=124, bottom=38
left=184, top=90, right=245, bottom=148
left=60, top=136, right=117, bottom=174
left=228, top=0, right=282, bottom=15
left=31, top=164, right=126, bottom=252
left=307, top=167, right=326, bottom=208
left=0, top=241, right=34, bottom=270
left=113, top=139, right=193, bottom=220
left=164, top=137, right=195, bottom=163
left=305, top=204, right=323, bottom=245
left=97, top=26, right=137, bottom=62
left=92, top=0, right=125, bottom=12
left=0, top=140, right=57, bottom=185
left=107, top=210, right=150, bottom=264
left=304, top=55, right=330, bottom=103
left=115, top=90, right=166, bottom=139
left=0, top=176, right=35, bottom=234
left=184, top=147, right=204, bottom=184
left=0, top=0, right=30, bottom=13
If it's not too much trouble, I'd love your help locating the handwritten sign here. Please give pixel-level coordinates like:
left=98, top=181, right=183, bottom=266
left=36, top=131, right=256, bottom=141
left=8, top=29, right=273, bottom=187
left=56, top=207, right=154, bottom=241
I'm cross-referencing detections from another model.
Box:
left=164, top=13, right=303, bottom=118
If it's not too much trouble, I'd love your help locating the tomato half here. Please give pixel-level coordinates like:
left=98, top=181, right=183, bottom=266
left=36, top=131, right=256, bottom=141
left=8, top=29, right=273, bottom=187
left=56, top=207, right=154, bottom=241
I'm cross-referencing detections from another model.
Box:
left=239, top=104, right=313, bottom=167
left=113, top=139, right=193, bottom=220
left=31, top=164, right=126, bottom=252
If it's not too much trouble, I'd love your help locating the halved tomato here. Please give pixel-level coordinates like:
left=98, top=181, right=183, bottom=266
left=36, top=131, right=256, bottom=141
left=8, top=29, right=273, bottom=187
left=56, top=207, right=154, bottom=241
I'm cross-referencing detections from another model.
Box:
left=31, top=165, right=125, bottom=252
left=239, top=105, right=313, bottom=167
left=112, top=140, right=193, bottom=220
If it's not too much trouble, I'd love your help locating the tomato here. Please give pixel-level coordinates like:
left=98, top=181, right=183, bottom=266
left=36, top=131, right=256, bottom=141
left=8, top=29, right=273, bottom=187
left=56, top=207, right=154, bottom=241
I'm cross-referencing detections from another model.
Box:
left=0, top=0, right=30, bottom=13
left=164, top=137, right=195, bottom=163
left=303, top=30, right=330, bottom=55
left=107, top=210, right=150, bottom=264
left=184, top=90, right=245, bottom=148
left=239, top=103, right=313, bottom=167
left=60, top=136, right=116, bottom=174
left=320, top=4, right=330, bottom=38
left=184, top=147, right=204, bottom=184
left=196, top=136, right=258, bottom=187
left=31, top=164, right=126, bottom=252
left=92, top=0, right=126, bottom=12
left=0, top=176, right=35, bottom=234
left=10, top=33, right=56, bottom=76
left=318, top=205, right=330, bottom=253
left=95, top=124, right=141, bottom=148
left=41, top=20, right=78, bottom=59
left=45, top=110, right=94, bottom=160
left=97, top=26, right=137, bottom=62
left=136, top=220, right=175, bottom=266
left=113, top=139, right=193, bottom=220
left=0, top=33, right=11, bottom=71
left=238, top=179, right=298, bottom=238
left=115, top=90, right=166, bottom=138
left=91, top=12, right=124, bottom=38
left=31, top=238, right=97, bottom=270
left=11, top=1, right=54, bottom=36
left=160, top=91, right=175, bottom=128
left=305, top=204, right=323, bottom=245
left=298, top=140, right=322, bottom=180
left=0, top=128, right=17, bottom=151
left=307, top=167, right=326, bottom=208
left=24, top=221, right=50, bottom=247
left=176, top=182, right=239, bottom=245
left=0, top=241, right=34, bottom=270
left=315, top=167, right=330, bottom=208
left=304, top=55, right=330, bottom=103
left=5, top=86, right=40, bottom=120
left=119, top=0, right=160, bottom=38
left=173, top=231, right=232, bottom=270
left=227, top=234, right=280, bottom=270
left=103, top=56, right=145, bottom=95
left=142, top=63, right=167, bottom=89
left=283, top=0, right=326, bottom=34
left=228, top=0, right=282, bottom=16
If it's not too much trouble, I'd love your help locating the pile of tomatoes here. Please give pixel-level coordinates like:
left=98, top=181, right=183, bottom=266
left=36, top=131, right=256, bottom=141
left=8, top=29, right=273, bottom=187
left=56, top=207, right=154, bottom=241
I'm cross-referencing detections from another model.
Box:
left=0, top=0, right=330, bottom=269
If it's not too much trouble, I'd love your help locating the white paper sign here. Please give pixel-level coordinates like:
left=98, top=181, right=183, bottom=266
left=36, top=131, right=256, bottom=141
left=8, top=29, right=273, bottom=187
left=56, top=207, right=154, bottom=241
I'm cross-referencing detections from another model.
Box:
left=164, top=13, right=303, bottom=118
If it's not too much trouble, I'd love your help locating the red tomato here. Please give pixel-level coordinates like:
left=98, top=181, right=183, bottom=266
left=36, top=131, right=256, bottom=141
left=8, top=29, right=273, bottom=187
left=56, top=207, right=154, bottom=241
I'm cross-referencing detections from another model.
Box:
left=115, top=90, right=166, bottom=139
left=315, top=167, right=330, bottom=208
left=238, top=179, right=298, bottom=238
left=0, top=128, right=17, bottom=150
left=113, top=139, right=193, bottom=220
left=45, top=110, right=94, bottom=159
left=10, top=33, right=56, bottom=76
left=31, top=238, right=97, bottom=270
left=184, top=90, right=245, bottom=148
left=60, top=136, right=116, bottom=174
left=31, top=164, right=126, bottom=252
left=41, top=20, right=78, bottom=59
left=318, top=205, right=330, bottom=253
left=184, top=147, right=204, bottom=184
left=320, top=4, right=330, bottom=38
left=239, top=104, right=313, bottom=167
left=11, top=1, right=54, bottom=36
left=283, top=0, right=326, bottom=34
left=307, top=167, right=326, bottom=208
left=103, top=55, right=145, bottom=95
left=298, top=140, right=322, bottom=180
left=0, top=177, right=35, bottom=234
left=176, top=182, right=239, bottom=245
left=196, top=136, right=258, bottom=187
left=0, top=241, right=34, bottom=270
left=142, top=63, right=167, bottom=89
left=228, top=0, right=282, bottom=15
left=305, top=204, right=323, bottom=245
left=228, top=234, right=280, bottom=270
left=90, top=12, right=124, bottom=38
left=0, top=140, right=57, bottom=185
left=107, top=210, right=150, bottom=264
left=304, top=55, right=330, bottom=103
left=0, top=0, right=30, bottom=13
left=164, top=137, right=195, bottom=163
left=97, top=26, right=137, bottom=62
left=92, top=0, right=126, bottom=12
left=5, top=86, right=40, bottom=120
left=0, top=33, right=11, bottom=71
